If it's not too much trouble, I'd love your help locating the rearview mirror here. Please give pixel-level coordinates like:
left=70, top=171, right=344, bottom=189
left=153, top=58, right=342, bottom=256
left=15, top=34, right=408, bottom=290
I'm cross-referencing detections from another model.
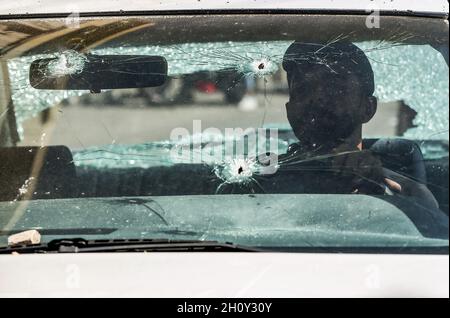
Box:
left=29, top=52, right=168, bottom=92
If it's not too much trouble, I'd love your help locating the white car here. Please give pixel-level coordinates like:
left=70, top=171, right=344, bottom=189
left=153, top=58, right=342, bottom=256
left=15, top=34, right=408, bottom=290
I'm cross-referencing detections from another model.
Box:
left=0, top=0, right=448, bottom=298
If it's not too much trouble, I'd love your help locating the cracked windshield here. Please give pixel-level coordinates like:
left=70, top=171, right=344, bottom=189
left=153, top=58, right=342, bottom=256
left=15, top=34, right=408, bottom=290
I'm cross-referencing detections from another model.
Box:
left=0, top=15, right=448, bottom=250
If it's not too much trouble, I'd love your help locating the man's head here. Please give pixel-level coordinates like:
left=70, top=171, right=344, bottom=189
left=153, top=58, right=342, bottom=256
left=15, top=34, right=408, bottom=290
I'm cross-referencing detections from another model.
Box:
left=282, top=41, right=377, bottom=148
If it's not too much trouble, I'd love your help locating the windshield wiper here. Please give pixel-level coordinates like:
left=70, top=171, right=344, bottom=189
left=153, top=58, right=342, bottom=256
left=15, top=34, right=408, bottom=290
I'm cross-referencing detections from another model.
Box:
left=0, top=238, right=262, bottom=254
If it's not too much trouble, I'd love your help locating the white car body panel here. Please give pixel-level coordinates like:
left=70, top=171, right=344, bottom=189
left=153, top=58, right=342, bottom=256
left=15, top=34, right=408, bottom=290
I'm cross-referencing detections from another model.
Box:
left=0, top=253, right=448, bottom=297
left=0, top=0, right=448, bottom=16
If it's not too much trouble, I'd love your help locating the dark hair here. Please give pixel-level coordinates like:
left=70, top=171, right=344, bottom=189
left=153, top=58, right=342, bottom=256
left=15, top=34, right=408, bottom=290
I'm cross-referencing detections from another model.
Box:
left=282, top=41, right=375, bottom=96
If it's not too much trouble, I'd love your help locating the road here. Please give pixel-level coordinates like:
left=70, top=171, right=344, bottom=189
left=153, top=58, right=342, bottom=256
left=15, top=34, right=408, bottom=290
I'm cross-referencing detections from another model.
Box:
left=19, top=93, right=399, bottom=149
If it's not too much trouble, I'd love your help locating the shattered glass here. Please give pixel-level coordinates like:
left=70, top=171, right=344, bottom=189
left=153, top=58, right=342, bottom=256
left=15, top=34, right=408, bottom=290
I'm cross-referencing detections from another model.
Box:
left=71, top=129, right=287, bottom=191
left=1, top=16, right=448, bottom=251
left=6, top=41, right=449, bottom=140
left=45, top=49, right=88, bottom=77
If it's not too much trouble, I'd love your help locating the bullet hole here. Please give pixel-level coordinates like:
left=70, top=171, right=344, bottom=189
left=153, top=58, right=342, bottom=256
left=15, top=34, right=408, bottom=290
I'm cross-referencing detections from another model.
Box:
left=214, top=158, right=259, bottom=184
left=46, top=50, right=87, bottom=77
left=237, top=58, right=278, bottom=77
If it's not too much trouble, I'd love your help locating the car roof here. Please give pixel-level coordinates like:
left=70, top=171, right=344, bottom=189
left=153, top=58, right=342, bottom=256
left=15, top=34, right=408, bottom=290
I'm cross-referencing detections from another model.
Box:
left=0, top=0, right=449, bottom=18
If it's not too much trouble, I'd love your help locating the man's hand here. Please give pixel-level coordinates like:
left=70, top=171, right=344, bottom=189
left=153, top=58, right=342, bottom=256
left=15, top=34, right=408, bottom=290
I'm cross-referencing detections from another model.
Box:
left=330, top=146, right=394, bottom=194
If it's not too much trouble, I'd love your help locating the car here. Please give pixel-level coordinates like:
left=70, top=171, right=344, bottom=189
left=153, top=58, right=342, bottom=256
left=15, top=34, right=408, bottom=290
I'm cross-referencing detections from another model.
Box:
left=0, top=0, right=448, bottom=298
left=70, top=69, right=249, bottom=106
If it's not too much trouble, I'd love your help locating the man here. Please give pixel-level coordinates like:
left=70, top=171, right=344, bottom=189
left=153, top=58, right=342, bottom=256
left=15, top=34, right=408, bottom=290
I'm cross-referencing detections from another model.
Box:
left=282, top=42, right=376, bottom=154
left=276, top=41, right=438, bottom=207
